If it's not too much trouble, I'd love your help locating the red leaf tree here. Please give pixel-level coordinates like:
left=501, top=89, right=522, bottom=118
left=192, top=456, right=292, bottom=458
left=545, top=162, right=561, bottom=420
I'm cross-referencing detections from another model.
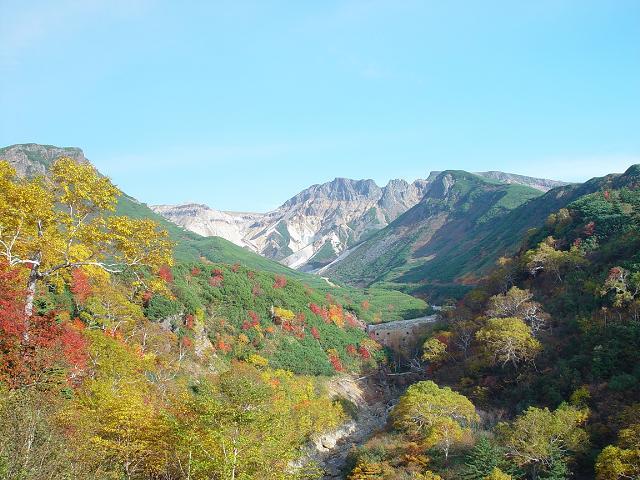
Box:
left=0, top=261, right=88, bottom=388
left=273, top=275, right=287, bottom=289
left=158, top=265, right=174, bottom=283
left=71, top=268, right=92, bottom=303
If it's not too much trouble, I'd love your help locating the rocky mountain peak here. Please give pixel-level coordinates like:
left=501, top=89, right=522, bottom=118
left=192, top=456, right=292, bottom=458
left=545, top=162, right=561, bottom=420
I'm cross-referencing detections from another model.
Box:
left=474, top=171, right=569, bottom=192
left=319, top=177, right=382, bottom=201
left=378, top=179, right=429, bottom=220
left=0, top=143, right=88, bottom=178
left=423, top=170, right=471, bottom=200
left=282, top=178, right=383, bottom=208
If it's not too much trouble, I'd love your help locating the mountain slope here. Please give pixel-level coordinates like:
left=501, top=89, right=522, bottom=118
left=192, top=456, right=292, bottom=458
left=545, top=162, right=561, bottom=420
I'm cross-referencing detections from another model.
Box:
left=153, top=177, right=432, bottom=271
left=247, top=177, right=431, bottom=270
left=0, top=143, right=430, bottom=320
left=323, top=171, right=548, bottom=298
left=324, top=169, right=631, bottom=300
left=151, top=203, right=260, bottom=249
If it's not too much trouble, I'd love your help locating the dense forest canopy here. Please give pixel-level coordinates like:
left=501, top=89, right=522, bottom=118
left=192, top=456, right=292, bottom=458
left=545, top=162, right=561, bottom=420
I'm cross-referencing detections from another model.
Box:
left=1, top=155, right=639, bottom=480
left=345, top=165, right=640, bottom=479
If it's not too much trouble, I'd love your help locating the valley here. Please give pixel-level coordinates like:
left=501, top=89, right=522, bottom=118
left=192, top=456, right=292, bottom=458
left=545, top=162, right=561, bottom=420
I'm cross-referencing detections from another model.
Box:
left=3, top=2, right=638, bottom=479
left=151, top=165, right=571, bottom=302
left=1, top=143, right=639, bottom=480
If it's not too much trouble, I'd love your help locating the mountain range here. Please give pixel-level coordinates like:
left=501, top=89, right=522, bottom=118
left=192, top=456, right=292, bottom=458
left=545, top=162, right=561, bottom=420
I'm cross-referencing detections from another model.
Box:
left=9, top=143, right=633, bottom=303
left=151, top=172, right=568, bottom=274
left=152, top=177, right=432, bottom=271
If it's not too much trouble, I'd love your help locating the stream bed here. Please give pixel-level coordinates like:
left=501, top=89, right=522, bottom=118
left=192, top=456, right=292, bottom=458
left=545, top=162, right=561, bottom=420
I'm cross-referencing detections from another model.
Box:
left=295, top=373, right=404, bottom=479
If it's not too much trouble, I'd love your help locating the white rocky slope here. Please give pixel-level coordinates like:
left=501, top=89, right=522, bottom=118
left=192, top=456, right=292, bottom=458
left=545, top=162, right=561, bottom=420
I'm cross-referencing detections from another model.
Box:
left=152, top=171, right=567, bottom=271
left=152, top=177, right=431, bottom=270
left=246, top=178, right=431, bottom=270
left=151, top=204, right=261, bottom=250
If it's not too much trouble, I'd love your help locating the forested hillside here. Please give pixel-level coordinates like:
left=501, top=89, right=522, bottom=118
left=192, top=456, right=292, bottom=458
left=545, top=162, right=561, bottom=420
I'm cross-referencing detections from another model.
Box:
left=0, top=157, right=396, bottom=479
left=325, top=170, right=617, bottom=302
left=345, top=164, right=640, bottom=479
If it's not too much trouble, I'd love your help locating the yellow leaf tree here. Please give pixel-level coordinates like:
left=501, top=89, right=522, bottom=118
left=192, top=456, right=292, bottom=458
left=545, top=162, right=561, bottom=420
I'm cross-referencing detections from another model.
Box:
left=0, top=158, right=173, bottom=323
left=476, top=317, right=541, bottom=368
left=596, top=422, right=640, bottom=479
left=392, top=380, right=478, bottom=461
left=498, top=404, right=588, bottom=475
left=422, top=337, right=448, bottom=364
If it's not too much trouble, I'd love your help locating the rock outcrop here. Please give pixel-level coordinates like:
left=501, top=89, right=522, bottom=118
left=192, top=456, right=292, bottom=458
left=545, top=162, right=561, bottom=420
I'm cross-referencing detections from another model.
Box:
left=151, top=203, right=261, bottom=250
left=475, top=171, right=570, bottom=191
left=0, top=143, right=88, bottom=178
left=152, top=177, right=432, bottom=271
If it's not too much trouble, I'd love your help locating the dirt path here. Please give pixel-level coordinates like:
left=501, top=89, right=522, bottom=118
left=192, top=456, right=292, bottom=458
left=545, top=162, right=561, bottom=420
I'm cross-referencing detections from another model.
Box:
left=321, top=276, right=339, bottom=287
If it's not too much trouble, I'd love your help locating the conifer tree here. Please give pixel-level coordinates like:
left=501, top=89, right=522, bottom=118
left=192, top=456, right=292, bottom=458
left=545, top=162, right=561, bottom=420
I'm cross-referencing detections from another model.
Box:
left=462, top=437, right=506, bottom=480
left=539, top=450, right=570, bottom=480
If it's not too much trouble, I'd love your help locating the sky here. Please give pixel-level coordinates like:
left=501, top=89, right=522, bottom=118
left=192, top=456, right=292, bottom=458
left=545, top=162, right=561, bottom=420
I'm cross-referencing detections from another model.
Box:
left=1, top=1, right=639, bottom=212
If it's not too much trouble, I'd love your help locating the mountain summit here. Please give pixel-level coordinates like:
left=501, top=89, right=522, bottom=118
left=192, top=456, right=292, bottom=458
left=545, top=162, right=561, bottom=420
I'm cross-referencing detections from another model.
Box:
left=153, top=176, right=431, bottom=270
left=153, top=171, right=568, bottom=272
left=0, top=143, right=88, bottom=177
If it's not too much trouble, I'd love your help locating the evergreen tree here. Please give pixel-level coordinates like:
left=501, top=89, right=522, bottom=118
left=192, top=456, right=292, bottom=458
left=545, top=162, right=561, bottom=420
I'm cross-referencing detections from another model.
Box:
left=539, top=451, right=569, bottom=480
left=462, top=437, right=505, bottom=480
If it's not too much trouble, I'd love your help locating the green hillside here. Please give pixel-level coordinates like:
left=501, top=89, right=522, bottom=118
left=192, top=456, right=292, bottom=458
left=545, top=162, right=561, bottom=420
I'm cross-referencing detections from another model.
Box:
left=325, top=169, right=634, bottom=302
left=116, top=194, right=304, bottom=275
left=325, top=170, right=545, bottom=300
left=390, top=178, right=609, bottom=297
left=369, top=163, right=640, bottom=479
left=0, top=144, right=429, bottom=322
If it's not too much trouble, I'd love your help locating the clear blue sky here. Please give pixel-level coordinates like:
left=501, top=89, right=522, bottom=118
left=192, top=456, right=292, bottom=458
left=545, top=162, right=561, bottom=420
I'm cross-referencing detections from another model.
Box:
left=1, top=1, right=639, bottom=212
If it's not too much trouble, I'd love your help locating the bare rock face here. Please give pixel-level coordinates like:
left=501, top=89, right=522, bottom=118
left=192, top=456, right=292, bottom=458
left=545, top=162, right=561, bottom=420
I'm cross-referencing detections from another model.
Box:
left=475, top=171, right=570, bottom=192
left=152, top=203, right=261, bottom=250
left=153, top=177, right=432, bottom=271
left=0, top=143, right=88, bottom=178
left=249, top=177, right=432, bottom=269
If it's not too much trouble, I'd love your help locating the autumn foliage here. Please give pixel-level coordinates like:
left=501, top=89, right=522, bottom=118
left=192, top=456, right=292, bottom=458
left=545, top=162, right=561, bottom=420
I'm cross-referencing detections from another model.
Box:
left=0, top=261, right=88, bottom=387
left=0, top=157, right=384, bottom=480
left=158, top=265, right=174, bottom=283
left=71, top=268, right=92, bottom=303
left=273, top=274, right=287, bottom=289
